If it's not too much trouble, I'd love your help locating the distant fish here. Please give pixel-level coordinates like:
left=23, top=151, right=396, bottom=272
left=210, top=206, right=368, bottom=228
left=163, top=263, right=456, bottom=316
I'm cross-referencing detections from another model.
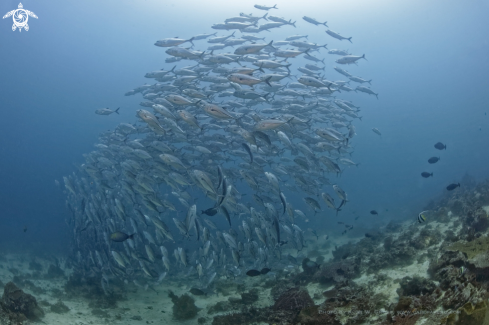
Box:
left=434, top=142, right=446, bottom=150
left=110, top=231, right=134, bottom=242
left=459, top=266, right=466, bottom=277
left=418, top=210, right=428, bottom=223
left=370, top=210, right=378, bottom=215
left=372, top=128, right=381, bottom=136
left=95, top=107, right=120, bottom=115
left=246, top=269, right=261, bottom=277
left=201, top=207, right=219, bottom=216
left=446, top=183, right=460, bottom=191
left=421, top=172, right=433, bottom=178
left=23, top=225, right=27, bottom=233
left=428, top=157, right=440, bottom=164
left=254, top=4, right=277, bottom=10
left=260, top=267, right=271, bottom=275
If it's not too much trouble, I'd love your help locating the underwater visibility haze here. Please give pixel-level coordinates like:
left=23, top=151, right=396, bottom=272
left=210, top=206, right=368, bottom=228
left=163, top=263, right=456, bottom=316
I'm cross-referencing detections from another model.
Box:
left=0, top=0, right=489, bottom=324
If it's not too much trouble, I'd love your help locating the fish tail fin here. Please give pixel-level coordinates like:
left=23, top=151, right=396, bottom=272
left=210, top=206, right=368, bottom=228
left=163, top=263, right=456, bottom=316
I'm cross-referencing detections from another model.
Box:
left=444, top=145, right=447, bottom=150
left=264, top=76, right=272, bottom=87
left=129, top=233, right=136, bottom=239
left=262, top=13, right=268, bottom=20
left=431, top=173, right=434, bottom=177
left=273, top=4, right=277, bottom=8
left=268, top=40, right=275, bottom=49
left=348, top=37, right=352, bottom=43
left=368, top=80, right=372, bottom=84
left=362, top=54, right=367, bottom=61
left=188, top=37, right=195, bottom=46
left=115, top=107, right=120, bottom=114
left=323, top=22, right=328, bottom=27
left=285, top=64, right=291, bottom=72
left=170, top=65, right=176, bottom=73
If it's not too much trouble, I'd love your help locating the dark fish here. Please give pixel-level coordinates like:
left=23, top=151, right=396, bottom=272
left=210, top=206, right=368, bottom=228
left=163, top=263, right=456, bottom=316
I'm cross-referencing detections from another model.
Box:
left=23, top=226, right=27, bottom=233
left=110, top=231, right=134, bottom=242
left=202, top=207, right=219, bottom=216
left=221, top=206, right=231, bottom=226
left=428, top=157, right=440, bottom=164
left=246, top=269, right=261, bottom=277
left=189, top=288, right=206, bottom=296
left=446, top=183, right=460, bottom=191
left=421, top=172, right=433, bottom=178
left=354, top=216, right=360, bottom=220
left=370, top=210, right=378, bottom=215
left=434, top=142, right=446, bottom=150
left=242, top=143, right=253, bottom=164
left=260, top=267, right=271, bottom=275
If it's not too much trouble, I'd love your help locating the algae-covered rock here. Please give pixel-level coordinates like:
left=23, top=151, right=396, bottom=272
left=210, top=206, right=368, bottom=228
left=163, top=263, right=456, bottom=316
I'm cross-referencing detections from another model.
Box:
left=169, top=290, right=201, bottom=320
left=1, top=281, right=44, bottom=321
left=456, top=300, right=488, bottom=325
left=448, top=236, right=489, bottom=260
left=397, top=276, right=437, bottom=296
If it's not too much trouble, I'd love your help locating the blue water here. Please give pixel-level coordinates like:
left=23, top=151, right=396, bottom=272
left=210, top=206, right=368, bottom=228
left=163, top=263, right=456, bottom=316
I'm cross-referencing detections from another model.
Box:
left=1, top=0, right=488, bottom=251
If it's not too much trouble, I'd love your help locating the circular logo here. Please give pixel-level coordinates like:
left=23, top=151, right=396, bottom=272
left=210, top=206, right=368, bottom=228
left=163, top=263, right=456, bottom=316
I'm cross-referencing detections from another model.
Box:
left=13, top=9, right=28, bottom=28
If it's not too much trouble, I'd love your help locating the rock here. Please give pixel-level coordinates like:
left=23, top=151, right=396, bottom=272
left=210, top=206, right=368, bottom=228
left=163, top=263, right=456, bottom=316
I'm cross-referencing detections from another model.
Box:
left=448, top=237, right=489, bottom=261
left=273, top=287, right=314, bottom=311
left=0, top=281, right=44, bottom=321
left=168, top=291, right=201, bottom=320
left=207, top=301, right=233, bottom=315
left=312, top=259, right=360, bottom=286
left=396, top=276, right=437, bottom=296
left=50, top=300, right=70, bottom=314
left=240, top=289, right=259, bottom=304
left=457, top=300, right=488, bottom=325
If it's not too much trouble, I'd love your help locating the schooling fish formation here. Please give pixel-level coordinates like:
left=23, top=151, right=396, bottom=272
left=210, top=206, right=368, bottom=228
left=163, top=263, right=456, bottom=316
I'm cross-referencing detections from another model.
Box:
left=61, top=5, right=379, bottom=290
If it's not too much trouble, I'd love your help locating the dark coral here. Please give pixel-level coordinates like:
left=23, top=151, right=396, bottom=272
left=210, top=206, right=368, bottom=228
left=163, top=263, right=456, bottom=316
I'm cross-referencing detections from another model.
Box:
left=240, top=289, right=259, bottom=304
left=211, top=306, right=268, bottom=325
left=273, top=287, right=314, bottom=311
left=0, top=281, right=44, bottom=322
left=169, top=291, right=201, bottom=320
left=397, top=276, right=437, bottom=296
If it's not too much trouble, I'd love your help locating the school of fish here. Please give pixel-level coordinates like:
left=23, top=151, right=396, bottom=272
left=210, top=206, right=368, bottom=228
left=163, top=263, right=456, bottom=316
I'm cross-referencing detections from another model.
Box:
left=63, top=5, right=379, bottom=292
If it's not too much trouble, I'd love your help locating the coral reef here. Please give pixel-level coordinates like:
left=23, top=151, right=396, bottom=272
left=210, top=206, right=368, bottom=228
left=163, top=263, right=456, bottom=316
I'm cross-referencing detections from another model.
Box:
left=273, top=287, right=314, bottom=311
left=397, top=276, right=437, bottom=296
left=168, top=291, right=201, bottom=320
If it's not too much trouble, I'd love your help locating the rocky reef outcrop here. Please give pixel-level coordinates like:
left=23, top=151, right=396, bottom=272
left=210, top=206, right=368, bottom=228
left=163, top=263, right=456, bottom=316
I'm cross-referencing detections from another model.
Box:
left=0, top=281, right=44, bottom=324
